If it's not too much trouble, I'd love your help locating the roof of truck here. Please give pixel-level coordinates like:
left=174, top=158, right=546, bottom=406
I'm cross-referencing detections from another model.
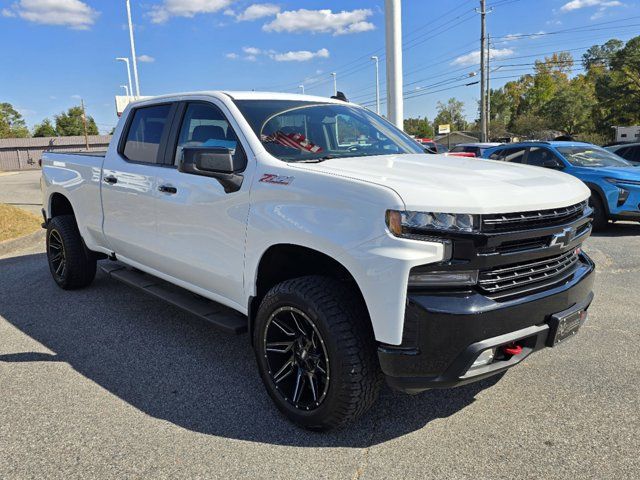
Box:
left=130, top=91, right=347, bottom=105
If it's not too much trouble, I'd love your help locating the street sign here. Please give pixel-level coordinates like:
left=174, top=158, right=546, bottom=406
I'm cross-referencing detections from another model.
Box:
left=438, top=124, right=451, bottom=134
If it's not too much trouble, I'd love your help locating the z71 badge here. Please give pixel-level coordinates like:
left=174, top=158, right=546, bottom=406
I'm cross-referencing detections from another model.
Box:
left=259, top=173, right=294, bottom=185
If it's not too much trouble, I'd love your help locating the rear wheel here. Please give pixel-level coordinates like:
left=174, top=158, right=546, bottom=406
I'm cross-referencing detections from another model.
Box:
left=589, top=193, right=608, bottom=231
left=253, top=276, right=382, bottom=430
left=46, top=215, right=97, bottom=289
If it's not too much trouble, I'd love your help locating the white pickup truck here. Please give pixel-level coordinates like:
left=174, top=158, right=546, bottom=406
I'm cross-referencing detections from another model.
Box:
left=41, top=91, right=595, bottom=430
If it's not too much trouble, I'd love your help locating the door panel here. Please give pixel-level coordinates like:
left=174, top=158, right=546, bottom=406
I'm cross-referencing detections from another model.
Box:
left=153, top=101, right=253, bottom=307
left=102, top=103, right=173, bottom=266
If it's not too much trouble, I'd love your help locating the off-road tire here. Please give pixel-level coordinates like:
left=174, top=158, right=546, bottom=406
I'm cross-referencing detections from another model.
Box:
left=254, top=275, right=383, bottom=430
left=46, top=215, right=97, bottom=289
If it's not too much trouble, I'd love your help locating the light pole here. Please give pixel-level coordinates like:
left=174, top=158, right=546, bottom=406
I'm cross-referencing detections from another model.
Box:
left=298, top=84, right=305, bottom=94
left=116, top=57, right=133, bottom=98
left=330, top=72, right=337, bottom=95
left=371, top=56, right=380, bottom=115
left=125, top=0, right=141, bottom=97
left=384, top=0, right=403, bottom=129
left=120, top=85, right=130, bottom=97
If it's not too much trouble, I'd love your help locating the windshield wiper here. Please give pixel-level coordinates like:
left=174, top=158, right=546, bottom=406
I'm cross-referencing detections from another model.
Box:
left=295, top=155, right=337, bottom=163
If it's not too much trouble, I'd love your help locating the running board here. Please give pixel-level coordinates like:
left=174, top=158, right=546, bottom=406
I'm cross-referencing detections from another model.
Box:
left=100, top=262, right=247, bottom=334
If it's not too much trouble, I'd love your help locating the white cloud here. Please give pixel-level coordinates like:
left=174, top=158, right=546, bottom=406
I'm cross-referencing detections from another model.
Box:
left=236, top=3, right=280, bottom=21
left=242, top=46, right=261, bottom=55
left=225, top=52, right=239, bottom=59
left=560, top=0, right=622, bottom=12
left=4, top=0, right=99, bottom=29
left=149, top=0, right=234, bottom=24
left=137, top=54, right=155, bottom=63
left=452, top=48, right=514, bottom=66
left=272, top=48, right=329, bottom=62
left=71, top=94, right=82, bottom=99
left=263, top=8, right=375, bottom=36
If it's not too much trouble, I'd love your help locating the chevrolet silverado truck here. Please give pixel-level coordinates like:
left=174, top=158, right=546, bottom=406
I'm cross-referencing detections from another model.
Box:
left=41, top=92, right=595, bottom=430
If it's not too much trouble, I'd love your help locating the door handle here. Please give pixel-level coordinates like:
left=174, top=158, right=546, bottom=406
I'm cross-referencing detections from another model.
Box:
left=103, top=175, right=118, bottom=184
left=158, top=185, right=177, bottom=194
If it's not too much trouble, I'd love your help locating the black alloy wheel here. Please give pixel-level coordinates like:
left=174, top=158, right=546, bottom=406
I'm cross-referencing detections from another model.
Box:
left=263, top=306, right=330, bottom=411
left=47, top=228, right=67, bottom=281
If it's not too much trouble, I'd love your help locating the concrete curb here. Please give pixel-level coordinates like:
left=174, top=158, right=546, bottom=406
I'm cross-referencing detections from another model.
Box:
left=0, top=229, right=45, bottom=257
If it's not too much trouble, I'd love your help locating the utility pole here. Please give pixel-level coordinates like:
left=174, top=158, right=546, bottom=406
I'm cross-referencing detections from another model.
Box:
left=330, top=72, right=337, bottom=95
left=126, top=0, right=141, bottom=97
left=80, top=99, right=89, bottom=150
left=371, top=55, right=380, bottom=115
left=385, top=0, right=404, bottom=129
left=478, top=0, right=488, bottom=142
left=486, top=34, right=490, bottom=141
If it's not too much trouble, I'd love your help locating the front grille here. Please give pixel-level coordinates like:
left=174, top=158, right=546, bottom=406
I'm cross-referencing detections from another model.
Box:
left=478, top=249, right=579, bottom=294
left=481, top=201, right=587, bottom=232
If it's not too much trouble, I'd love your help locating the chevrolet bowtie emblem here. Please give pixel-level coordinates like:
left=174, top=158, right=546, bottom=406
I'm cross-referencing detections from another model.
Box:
left=550, top=227, right=576, bottom=249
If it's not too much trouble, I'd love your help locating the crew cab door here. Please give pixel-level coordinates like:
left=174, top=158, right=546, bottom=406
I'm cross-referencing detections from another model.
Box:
left=152, top=100, right=254, bottom=308
left=101, top=103, right=177, bottom=266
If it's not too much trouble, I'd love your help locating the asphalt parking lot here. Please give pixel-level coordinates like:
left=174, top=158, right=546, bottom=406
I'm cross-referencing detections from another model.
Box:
left=1, top=171, right=639, bottom=479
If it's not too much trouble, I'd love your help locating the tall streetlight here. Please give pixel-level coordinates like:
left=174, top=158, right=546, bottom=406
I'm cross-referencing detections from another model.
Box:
left=298, top=84, right=305, bottom=94
left=120, top=85, right=130, bottom=97
left=330, top=72, right=337, bottom=95
left=115, top=57, right=133, bottom=98
left=370, top=56, right=380, bottom=115
left=125, top=0, right=141, bottom=97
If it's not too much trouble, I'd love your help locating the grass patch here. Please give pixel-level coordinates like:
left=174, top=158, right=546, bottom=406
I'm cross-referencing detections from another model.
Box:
left=0, top=204, right=42, bottom=242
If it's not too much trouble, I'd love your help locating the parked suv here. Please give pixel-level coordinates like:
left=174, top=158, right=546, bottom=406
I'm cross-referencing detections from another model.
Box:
left=449, top=142, right=502, bottom=157
left=606, top=142, right=640, bottom=166
left=483, top=141, right=640, bottom=230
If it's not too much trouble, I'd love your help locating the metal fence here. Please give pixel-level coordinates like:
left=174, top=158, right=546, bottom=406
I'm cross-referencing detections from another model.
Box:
left=0, top=135, right=112, bottom=171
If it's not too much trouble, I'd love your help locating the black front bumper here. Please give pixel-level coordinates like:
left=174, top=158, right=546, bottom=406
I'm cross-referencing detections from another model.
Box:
left=379, top=253, right=595, bottom=394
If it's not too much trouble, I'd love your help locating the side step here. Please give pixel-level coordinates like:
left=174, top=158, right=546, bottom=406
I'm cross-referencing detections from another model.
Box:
left=100, top=262, right=247, bottom=334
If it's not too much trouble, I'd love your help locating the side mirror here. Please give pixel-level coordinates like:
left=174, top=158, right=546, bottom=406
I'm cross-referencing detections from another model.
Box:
left=542, top=159, right=563, bottom=169
left=179, top=146, right=244, bottom=193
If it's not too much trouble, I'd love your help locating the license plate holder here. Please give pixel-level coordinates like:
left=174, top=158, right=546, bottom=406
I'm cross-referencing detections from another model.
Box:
left=548, top=307, right=587, bottom=347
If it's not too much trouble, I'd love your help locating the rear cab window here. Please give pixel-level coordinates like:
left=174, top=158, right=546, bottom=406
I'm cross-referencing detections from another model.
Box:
left=122, top=104, right=172, bottom=163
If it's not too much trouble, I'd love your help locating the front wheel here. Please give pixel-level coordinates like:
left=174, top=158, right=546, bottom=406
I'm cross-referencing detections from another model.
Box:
left=46, top=215, right=97, bottom=289
left=589, top=194, right=608, bottom=231
left=253, top=276, right=382, bottom=430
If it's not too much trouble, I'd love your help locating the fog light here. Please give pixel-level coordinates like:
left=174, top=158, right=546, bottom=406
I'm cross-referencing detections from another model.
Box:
left=617, top=187, right=629, bottom=207
left=471, top=348, right=495, bottom=368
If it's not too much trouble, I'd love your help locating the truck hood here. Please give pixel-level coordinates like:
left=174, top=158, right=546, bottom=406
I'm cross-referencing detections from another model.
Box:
left=293, top=154, right=590, bottom=214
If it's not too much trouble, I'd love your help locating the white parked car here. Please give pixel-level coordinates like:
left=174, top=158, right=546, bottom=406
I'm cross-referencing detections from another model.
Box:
left=41, top=91, right=595, bottom=430
left=448, top=142, right=502, bottom=157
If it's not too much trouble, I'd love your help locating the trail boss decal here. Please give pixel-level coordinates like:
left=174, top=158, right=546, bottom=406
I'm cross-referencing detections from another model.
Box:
left=259, top=173, right=294, bottom=185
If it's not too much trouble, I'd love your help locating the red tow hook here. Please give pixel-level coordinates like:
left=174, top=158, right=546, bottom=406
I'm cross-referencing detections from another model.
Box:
left=502, top=343, right=523, bottom=356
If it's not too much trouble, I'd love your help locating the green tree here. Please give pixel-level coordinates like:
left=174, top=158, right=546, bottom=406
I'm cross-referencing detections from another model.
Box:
left=510, top=113, right=548, bottom=139
left=55, top=106, right=98, bottom=136
left=404, top=117, right=434, bottom=138
left=433, top=98, right=467, bottom=131
left=0, top=102, right=30, bottom=138
left=582, top=39, right=623, bottom=71
left=33, top=118, right=58, bottom=137
left=543, top=76, right=595, bottom=135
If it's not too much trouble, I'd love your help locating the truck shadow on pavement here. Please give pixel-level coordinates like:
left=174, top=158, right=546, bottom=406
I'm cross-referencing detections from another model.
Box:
left=0, top=253, right=500, bottom=448
left=591, top=222, right=640, bottom=238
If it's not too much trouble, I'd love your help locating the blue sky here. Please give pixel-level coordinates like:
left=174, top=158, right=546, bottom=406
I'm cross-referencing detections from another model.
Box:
left=1, top=0, right=639, bottom=134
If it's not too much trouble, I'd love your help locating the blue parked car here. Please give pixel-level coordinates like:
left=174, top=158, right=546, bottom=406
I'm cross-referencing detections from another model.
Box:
left=482, top=141, right=640, bottom=230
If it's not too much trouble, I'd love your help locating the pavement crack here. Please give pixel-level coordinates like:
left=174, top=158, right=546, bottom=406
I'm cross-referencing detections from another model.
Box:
left=351, top=395, right=385, bottom=480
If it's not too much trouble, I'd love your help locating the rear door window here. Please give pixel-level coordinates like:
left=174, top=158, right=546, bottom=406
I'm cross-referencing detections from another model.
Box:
left=122, top=104, right=172, bottom=164
left=501, top=147, right=526, bottom=163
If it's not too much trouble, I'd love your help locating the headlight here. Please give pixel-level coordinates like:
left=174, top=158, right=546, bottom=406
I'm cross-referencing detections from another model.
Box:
left=605, top=177, right=640, bottom=187
left=386, top=210, right=479, bottom=237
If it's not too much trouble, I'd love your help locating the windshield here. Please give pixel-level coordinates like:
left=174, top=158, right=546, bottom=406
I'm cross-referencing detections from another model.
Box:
left=234, top=100, right=424, bottom=162
left=557, top=146, right=632, bottom=168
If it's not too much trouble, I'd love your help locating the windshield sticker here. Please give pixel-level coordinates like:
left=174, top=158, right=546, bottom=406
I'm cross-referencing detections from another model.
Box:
left=259, top=173, right=294, bottom=185
left=262, top=131, right=323, bottom=153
